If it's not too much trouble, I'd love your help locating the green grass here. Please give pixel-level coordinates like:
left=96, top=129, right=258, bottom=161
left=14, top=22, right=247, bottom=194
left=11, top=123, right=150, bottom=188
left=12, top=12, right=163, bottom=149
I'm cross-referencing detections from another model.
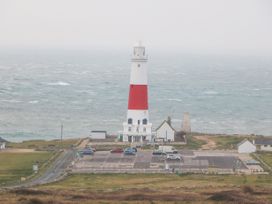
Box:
left=0, top=152, right=53, bottom=185
left=209, top=135, right=256, bottom=149
left=42, top=173, right=272, bottom=191
left=255, top=152, right=272, bottom=169
left=7, top=139, right=79, bottom=151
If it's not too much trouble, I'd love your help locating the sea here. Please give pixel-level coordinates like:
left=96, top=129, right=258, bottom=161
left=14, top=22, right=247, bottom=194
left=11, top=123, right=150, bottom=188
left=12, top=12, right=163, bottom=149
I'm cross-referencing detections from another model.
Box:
left=0, top=49, right=272, bottom=142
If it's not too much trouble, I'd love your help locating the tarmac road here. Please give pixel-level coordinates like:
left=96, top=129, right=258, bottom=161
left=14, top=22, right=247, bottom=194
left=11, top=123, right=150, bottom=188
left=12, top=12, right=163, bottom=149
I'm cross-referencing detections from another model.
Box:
left=9, top=149, right=76, bottom=188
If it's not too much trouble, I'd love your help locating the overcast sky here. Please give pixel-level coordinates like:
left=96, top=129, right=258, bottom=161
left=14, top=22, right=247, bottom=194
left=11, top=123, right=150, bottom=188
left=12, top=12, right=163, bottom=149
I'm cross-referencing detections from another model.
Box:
left=1, top=0, right=272, bottom=55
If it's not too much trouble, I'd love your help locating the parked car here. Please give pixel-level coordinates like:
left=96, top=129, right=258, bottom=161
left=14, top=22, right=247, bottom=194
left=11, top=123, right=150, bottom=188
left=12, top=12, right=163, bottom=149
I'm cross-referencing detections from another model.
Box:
left=124, top=147, right=136, bottom=155
left=132, top=147, right=137, bottom=152
left=152, top=150, right=166, bottom=155
left=86, top=145, right=96, bottom=152
left=166, top=154, right=181, bottom=160
left=159, top=146, right=178, bottom=154
left=110, top=148, right=124, bottom=153
left=79, top=148, right=94, bottom=155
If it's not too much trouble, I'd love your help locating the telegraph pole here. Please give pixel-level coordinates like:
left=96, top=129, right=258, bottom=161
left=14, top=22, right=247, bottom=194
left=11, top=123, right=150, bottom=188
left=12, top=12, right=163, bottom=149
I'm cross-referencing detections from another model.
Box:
left=60, top=123, right=63, bottom=150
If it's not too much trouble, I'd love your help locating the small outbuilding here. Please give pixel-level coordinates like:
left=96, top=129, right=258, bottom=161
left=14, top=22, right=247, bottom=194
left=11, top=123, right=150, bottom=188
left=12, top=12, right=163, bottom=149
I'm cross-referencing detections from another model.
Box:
left=90, top=131, right=107, bottom=140
left=237, top=139, right=256, bottom=153
left=253, top=138, right=272, bottom=152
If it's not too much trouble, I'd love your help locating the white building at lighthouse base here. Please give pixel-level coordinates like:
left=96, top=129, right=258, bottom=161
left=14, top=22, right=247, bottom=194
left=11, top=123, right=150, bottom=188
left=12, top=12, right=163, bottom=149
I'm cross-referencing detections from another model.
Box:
left=122, top=124, right=153, bottom=143
left=120, top=110, right=153, bottom=142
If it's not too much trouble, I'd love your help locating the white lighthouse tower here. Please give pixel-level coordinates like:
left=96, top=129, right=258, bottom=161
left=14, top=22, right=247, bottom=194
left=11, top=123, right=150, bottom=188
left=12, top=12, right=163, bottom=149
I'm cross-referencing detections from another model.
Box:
left=122, top=42, right=153, bottom=142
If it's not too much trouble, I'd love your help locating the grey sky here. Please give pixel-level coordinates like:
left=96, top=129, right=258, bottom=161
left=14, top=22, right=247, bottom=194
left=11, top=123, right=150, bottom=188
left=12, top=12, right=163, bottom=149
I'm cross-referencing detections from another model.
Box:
left=1, top=0, right=272, bottom=55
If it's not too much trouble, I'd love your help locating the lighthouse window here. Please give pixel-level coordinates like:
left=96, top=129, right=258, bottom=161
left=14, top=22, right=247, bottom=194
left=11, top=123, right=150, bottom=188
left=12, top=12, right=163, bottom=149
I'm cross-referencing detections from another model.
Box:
left=138, top=64, right=140, bottom=67
left=143, top=119, right=147, bottom=125
left=128, top=118, right=132, bottom=124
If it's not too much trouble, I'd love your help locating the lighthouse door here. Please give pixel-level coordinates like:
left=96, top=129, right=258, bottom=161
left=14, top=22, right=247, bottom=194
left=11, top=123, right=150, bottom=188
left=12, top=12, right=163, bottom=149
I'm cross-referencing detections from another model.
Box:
left=128, top=136, right=132, bottom=142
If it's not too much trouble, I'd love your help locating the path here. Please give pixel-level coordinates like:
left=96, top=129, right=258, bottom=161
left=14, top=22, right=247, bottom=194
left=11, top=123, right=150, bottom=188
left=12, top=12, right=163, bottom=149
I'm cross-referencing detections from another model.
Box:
left=77, top=138, right=90, bottom=149
left=7, top=149, right=76, bottom=188
left=194, top=136, right=217, bottom=150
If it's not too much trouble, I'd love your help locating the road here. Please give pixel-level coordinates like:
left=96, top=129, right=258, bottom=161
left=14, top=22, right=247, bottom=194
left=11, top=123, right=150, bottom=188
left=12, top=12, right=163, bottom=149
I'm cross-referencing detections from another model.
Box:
left=10, top=149, right=76, bottom=188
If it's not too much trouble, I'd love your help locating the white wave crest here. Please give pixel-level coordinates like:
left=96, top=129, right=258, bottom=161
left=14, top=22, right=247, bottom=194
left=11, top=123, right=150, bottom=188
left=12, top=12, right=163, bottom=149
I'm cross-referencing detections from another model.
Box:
left=29, top=100, right=39, bottom=104
left=167, top=98, right=182, bottom=102
left=203, top=90, right=218, bottom=95
left=47, top=81, right=70, bottom=86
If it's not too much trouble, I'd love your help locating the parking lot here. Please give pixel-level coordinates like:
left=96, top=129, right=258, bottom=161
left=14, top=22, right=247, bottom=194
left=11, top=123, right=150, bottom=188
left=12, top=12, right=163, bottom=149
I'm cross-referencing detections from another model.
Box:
left=72, top=150, right=251, bottom=174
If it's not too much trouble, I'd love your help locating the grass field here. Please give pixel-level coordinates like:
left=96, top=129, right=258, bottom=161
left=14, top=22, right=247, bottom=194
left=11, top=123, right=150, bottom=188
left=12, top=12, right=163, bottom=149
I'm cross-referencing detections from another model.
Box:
left=7, top=139, right=79, bottom=151
left=0, top=152, right=53, bottom=185
left=1, top=174, right=272, bottom=203
left=43, top=173, right=272, bottom=190
left=255, top=151, right=272, bottom=169
left=191, top=134, right=256, bottom=150
left=209, top=135, right=246, bottom=149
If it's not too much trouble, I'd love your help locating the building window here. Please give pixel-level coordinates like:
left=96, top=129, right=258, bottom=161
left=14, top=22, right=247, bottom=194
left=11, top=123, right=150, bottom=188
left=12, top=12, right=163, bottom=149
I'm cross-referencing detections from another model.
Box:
left=142, top=118, right=147, bottom=125
left=128, top=118, right=132, bottom=124
left=136, top=127, right=139, bottom=132
left=138, top=64, right=140, bottom=67
left=128, top=127, right=131, bottom=132
left=138, top=120, right=140, bottom=125
left=143, top=127, right=146, bottom=132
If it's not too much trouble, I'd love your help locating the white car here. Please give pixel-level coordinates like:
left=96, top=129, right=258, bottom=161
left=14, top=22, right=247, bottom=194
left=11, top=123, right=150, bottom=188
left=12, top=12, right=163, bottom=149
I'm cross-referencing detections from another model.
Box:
left=166, top=154, right=181, bottom=160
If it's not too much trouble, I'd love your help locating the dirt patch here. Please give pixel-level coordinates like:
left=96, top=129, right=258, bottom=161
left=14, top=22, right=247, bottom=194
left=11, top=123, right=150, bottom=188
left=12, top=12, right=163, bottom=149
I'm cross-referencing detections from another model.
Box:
left=12, top=188, right=50, bottom=196
left=208, top=190, right=268, bottom=204
left=194, top=136, right=217, bottom=150
left=3, top=186, right=272, bottom=204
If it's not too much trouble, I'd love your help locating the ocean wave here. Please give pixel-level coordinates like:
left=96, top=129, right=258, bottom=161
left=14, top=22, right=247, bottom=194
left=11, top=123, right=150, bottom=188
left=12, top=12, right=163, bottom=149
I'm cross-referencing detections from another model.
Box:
left=0, top=99, right=22, bottom=103
left=167, top=98, right=182, bottom=102
left=203, top=90, right=218, bottom=95
left=47, top=81, right=71, bottom=86
left=102, top=119, right=120, bottom=122
left=29, top=100, right=39, bottom=104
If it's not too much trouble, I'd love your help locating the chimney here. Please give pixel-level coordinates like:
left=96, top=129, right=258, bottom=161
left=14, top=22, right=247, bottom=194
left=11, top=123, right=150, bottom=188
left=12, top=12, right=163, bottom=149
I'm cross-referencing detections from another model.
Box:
left=167, top=116, right=171, bottom=126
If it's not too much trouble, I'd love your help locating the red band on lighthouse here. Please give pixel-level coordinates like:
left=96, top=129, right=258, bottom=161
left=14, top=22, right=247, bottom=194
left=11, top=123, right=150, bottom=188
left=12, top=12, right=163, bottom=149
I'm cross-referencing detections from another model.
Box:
left=128, top=84, right=148, bottom=110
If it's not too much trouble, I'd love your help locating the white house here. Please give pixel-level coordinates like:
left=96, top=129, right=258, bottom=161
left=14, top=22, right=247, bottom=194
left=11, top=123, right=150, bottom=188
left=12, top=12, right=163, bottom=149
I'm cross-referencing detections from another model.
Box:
left=0, top=142, right=6, bottom=150
left=90, top=131, right=107, bottom=139
left=253, top=138, right=272, bottom=152
left=237, top=139, right=256, bottom=153
left=155, top=119, right=175, bottom=142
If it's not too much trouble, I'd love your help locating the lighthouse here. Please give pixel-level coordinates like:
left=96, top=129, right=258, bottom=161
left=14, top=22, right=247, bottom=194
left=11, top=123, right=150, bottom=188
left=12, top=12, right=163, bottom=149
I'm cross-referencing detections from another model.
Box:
left=122, top=42, right=153, bottom=142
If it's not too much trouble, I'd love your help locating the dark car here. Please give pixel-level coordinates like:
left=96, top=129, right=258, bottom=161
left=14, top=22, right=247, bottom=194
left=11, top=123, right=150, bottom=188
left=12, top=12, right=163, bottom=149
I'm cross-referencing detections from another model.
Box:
left=124, top=147, right=136, bottom=155
left=79, top=148, right=94, bottom=155
left=110, top=148, right=124, bottom=153
left=132, top=147, right=137, bottom=152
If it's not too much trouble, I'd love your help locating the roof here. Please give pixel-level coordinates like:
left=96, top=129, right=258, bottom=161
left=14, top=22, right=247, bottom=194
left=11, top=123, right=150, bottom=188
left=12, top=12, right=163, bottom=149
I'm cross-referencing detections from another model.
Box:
left=0, top=137, right=8, bottom=143
left=245, top=159, right=260, bottom=165
left=237, top=139, right=254, bottom=147
left=254, top=138, right=272, bottom=145
left=91, top=131, right=107, bottom=133
left=155, top=120, right=176, bottom=132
